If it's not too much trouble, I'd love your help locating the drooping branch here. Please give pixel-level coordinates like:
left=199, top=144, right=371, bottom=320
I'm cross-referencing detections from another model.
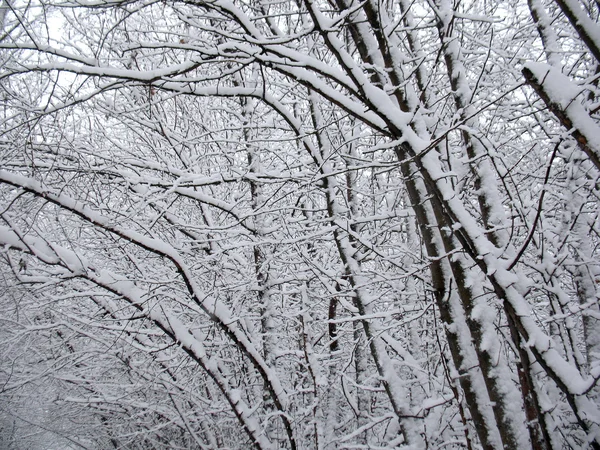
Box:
left=523, top=63, right=600, bottom=172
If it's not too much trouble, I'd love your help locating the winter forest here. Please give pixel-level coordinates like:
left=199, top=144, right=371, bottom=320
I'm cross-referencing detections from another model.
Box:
left=2, top=0, right=600, bottom=448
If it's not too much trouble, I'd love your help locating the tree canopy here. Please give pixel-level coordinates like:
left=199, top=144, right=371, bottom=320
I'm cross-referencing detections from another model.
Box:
left=1, top=0, right=600, bottom=448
